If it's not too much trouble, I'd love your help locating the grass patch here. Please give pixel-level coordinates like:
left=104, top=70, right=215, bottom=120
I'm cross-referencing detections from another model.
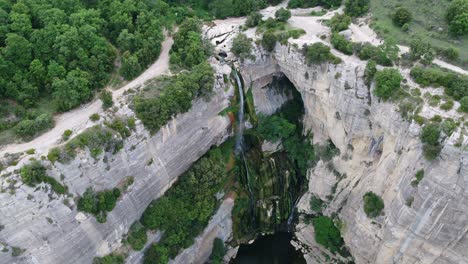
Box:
left=369, top=0, right=468, bottom=66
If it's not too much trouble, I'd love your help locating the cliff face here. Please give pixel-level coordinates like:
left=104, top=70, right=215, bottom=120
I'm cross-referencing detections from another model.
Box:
left=0, top=62, right=232, bottom=264
left=241, top=44, right=468, bottom=264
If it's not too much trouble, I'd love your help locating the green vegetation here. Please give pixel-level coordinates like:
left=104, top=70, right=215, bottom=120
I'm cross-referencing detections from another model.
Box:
left=461, top=96, right=468, bottom=112
left=364, top=60, right=377, bottom=86
left=392, top=7, right=412, bottom=27
left=275, top=8, right=291, bottom=22
left=355, top=42, right=396, bottom=66
left=170, top=18, right=207, bottom=69
left=261, top=30, right=278, bottom=52
left=363, top=191, right=384, bottom=218
left=312, top=216, right=344, bottom=253
left=331, top=33, right=353, bottom=55
left=446, top=0, right=468, bottom=36
left=0, top=0, right=168, bottom=135
left=20, top=160, right=67, bottom=194
left=232, top=33, right=253, bottom=61
left=368, top=0, right=468, bottom=64
left=409, top=38, right=435, bottom=65
left=327, top=14, right=352, bottom=32
left=100, top=91, right=113, bottom=109
left=410, top=66, right=467, bottom=101
left=257, top=112, right=315, bottom=175
left=288, top=0, right=342, bottom=8
left=411, top=169, right=424, bottom=187
left=420, top=123, right=442, bottom=160
left=93, top=253, right=125, bottom=264
left=47, top=125, right=124, bottom=163
left=374, top=68, right=403, bottom=100
left=310, top=194, right=326, bottom=213
left=90, top=113, right=100, bottom=121
left=245, top=12, right=263, bottom=28
left=142, top=149, right=227, bottom=264
left=304, top=42, right=341, bottom=64
left=345, top=0, right=370, bottom=17
left=209, top=238, right=226, bottom=264
left=13, top=113, right=54, bottom=139
left=77, top=187, right=121, bottom=223
left=62, top=129, right=72, bottom=141
left=134, top=61, right=214, bottom=133
left=126, top=222, right=147, bottom=251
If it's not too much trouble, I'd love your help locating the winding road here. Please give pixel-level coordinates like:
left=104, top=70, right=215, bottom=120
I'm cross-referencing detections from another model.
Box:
left=0, top=35, right=173, bottom=156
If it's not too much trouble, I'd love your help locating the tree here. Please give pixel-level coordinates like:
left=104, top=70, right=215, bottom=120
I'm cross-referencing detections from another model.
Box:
left=261, top=30, right=277, bottom=52
left=3, top=33, right=32, bottom=68
left=409, top=37, right=434, bottom=64
left=446, top=0, right=468, bottom=36
left=304, top=42, right=336, bottom=64
left=420, top=124, right=440, bottom=145
left=364, top=60, right=377, bottom=86
left=363, top=191, right=384, bottom=218
left=275, top=8, right=291, bottom=22
left=392, top=7, right=412, bottom=27
left=209, top=238, right=226, bottom=264
left=312, top=216, right=344, bottom=253
left=120, top=51, right=141, bottom=80
left=245, top=12, right=263, bottom=28
left=345, top=0, right=370, bottom=17
left=231, top=33, right=252, bottom=60
left=460, top=96, right=468, bottom=112
left=328, top=14, right=352, bottom=32
left=257, top=115, right=296, bottom=143
left=331, top=33, right=353, bottom=55
left=374, top=69, right=402, bottom=100
left=100, top=90, right=114, bottom=109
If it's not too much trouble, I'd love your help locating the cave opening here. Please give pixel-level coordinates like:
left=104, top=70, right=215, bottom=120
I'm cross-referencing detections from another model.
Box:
left=230, top=74, right=311, bottom=263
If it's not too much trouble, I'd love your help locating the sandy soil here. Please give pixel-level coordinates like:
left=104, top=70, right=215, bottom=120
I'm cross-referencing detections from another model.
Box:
left=0, top=35, right=173, bottom=156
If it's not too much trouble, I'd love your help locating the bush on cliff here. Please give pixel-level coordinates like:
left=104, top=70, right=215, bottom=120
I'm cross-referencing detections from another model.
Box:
left=363, top=191, right=384, bottom=218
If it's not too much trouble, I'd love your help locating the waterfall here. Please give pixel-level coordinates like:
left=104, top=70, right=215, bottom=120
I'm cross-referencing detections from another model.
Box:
left=234, top=69, right=244, bottom=155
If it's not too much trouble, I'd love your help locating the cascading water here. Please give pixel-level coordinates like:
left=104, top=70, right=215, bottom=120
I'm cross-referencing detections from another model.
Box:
left=234, top=69, right=245, bottom=155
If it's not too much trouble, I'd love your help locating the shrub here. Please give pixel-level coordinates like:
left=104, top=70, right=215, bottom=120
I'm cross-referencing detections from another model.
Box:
left=460, top=96, right=468, bottom=112
left=374, top=69, right=403, bottom=100
left=441, top=119, right=457, bottom=136
left=14, top=113, right=54, bottom=138
left=331, top=33, right=353, bottom=55
left=257, top=115, right=296, bottom=143
left=363, top=191, right=384, bottom=218
left=63, top=130, right=72, bottom=141
left=77, top=187, right=121, bottom=223
left=344, top=0, right=370, bottom=17
left=26, top=149, right=36, bottom=155
left=440, top=100, right=454, bottom=111
left=127, top=222, right=148, bottom=251
left=364, top=60, right=377, bottom=86
left=209, top=238, right=226, bottom=264
left=411, top=169, right=424, bottom=187
left=446, top=0, right=468, bottom=36
left=356, top=43, right=393, bottom=66
left=275, top=8, right=291, bottom=22
left=231, top=33, right=253, bottom=60
left=310, top=194, right=325, bottom=213
left=261, top=30, right=278, bottom=52
left=421, top=124, right=441, bottom=145
left=93, top=253, right=125, bottom=264
left=392, top=7, right=412, bottom=27
left=304, top=42, right=340, bottom=64
left=90, top=113, right=100, bottom=121
left=327, top=14, right=352, bottom=32
left=20, top=161, right=67, bottom=194
left=420, top=124, right=442, bottom=160
left=312, top=216, right=344, bottom=253
left=245, top=12, right=263, bottom=28
left=442, top=47, right=460, bottom=61
left=409, top=38, right=434, bottom=65
left=100, top=91, right=114, bottom=109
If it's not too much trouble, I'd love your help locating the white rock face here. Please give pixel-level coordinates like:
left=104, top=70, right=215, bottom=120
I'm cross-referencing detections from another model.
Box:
left=0, top=63, right=232, bottom=264
left=242, top=43, right=468, bottom=264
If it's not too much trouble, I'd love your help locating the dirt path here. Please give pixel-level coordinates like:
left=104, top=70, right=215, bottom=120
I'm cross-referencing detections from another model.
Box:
left=0, top=35, right=173, bottom=156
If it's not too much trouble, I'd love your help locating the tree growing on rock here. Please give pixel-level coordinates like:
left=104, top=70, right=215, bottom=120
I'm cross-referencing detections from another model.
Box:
left=345, top=0, right=370, bottom=17
left=261, top=30, right=278, bottom=52
left=231, top=33, right=253, bottom=61
left=363, top=191, right=384, bottom=218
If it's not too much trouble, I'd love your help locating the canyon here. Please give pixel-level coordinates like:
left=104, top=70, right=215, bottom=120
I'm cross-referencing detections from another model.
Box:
left=0, top=5, right=467, bottom=264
